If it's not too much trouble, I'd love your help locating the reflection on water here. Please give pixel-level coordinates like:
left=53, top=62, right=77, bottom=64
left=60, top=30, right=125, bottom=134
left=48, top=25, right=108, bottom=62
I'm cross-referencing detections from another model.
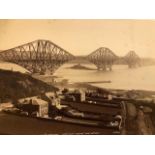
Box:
left=54, top=63, right=155, bottom=91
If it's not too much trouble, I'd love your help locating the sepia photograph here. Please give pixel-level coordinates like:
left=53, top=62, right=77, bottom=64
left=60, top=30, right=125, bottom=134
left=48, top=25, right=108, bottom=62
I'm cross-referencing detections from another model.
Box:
left=0, top=19, right=155, bottom=135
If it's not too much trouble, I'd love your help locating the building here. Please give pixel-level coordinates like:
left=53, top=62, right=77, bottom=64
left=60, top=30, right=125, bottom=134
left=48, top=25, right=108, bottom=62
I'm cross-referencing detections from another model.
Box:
left=33, top=98, right=48, bottom=117
left=18, top=97, right=48, bottom=118
left=65, top=89, right=86, bottom=102
left=44, top=92, right=62, bottom=108
left=0, top=102, right=14, bottom=111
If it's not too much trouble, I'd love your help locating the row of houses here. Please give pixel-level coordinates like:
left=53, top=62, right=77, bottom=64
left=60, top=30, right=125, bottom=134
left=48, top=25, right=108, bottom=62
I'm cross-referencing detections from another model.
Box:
left=16, top=92, right=62, bottom=117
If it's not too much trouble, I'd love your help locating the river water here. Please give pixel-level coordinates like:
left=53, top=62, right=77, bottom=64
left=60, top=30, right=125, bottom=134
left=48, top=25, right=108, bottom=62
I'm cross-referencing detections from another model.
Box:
left=54, top=63, right=155, bottom=91
left=0, top=62, right=155, bottom=91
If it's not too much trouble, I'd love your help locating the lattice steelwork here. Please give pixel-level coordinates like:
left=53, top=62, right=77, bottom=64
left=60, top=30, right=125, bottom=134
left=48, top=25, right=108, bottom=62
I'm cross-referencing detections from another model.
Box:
left=124, top=50, right=141, bottom=68
left=0, top=40, right=75, bottom=74
left=87, top=47, right=118, bottom=71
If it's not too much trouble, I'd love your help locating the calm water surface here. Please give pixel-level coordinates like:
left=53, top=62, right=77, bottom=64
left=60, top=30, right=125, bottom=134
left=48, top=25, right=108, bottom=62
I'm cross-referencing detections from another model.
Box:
left=0, top=62, right=155, bottom=91
left=54, top=63, right=155, bottom=91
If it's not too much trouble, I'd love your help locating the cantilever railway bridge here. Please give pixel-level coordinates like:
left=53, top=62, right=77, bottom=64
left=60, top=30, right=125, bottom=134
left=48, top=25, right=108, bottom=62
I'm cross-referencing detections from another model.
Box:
left=87, top=48, right=141, bottom=70
left=87, top=47, right=118, bottom=71
left=124, top=50, right=141, bottom=68
left=0, top=40, right=75, bottom=74
left=0, top=39, right=141, bottom=74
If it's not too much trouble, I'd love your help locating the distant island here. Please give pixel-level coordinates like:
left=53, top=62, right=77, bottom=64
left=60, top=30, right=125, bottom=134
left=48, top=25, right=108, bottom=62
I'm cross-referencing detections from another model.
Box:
left=68, top=64, right=95, bottom=70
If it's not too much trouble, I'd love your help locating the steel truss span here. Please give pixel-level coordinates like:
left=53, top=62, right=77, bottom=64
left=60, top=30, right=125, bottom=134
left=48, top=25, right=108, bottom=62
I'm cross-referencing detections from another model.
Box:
left=87, top=47, right=118, bottom=71
left=124, top=51, right=141, bottom=68
left=0, top=40, right=141, bottom=74
left=0, top=40, right=75, bottom=74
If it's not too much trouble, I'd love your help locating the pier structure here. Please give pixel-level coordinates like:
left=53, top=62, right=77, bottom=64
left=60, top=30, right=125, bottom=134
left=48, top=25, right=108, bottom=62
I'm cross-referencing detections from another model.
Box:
left=124, top=50, right=141, bottom=68
left=87, top=47, right=118, bottom=71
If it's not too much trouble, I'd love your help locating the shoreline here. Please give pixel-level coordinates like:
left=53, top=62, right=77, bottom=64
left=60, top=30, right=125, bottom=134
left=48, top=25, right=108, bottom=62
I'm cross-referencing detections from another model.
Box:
left=54, top=80, right=155, bottom=97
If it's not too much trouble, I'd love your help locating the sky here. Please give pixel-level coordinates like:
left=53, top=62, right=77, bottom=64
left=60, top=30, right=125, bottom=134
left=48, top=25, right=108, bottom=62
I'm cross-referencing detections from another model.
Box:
left=0, top=19, right=155, bottom=58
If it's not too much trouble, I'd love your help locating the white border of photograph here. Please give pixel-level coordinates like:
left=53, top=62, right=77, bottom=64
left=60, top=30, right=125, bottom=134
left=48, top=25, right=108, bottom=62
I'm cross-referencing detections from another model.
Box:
left=0, top=0, right=155, bottom=155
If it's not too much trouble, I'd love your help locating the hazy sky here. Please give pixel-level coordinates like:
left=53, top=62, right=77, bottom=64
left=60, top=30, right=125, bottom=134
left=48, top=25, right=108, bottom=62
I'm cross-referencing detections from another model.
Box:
left=0, top=19, right=155, bottom=57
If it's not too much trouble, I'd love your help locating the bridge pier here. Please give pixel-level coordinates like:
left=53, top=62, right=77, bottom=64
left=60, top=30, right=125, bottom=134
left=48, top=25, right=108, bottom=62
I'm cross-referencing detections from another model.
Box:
left=88, top=47, right=117, bottom=72
left=128, top=61, right=140, bottom=68
left=107, top=63, right=112, bottom=71
left=125, top=51, right=141, bottom=69
left=97, top=64, right=112, bottom=71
